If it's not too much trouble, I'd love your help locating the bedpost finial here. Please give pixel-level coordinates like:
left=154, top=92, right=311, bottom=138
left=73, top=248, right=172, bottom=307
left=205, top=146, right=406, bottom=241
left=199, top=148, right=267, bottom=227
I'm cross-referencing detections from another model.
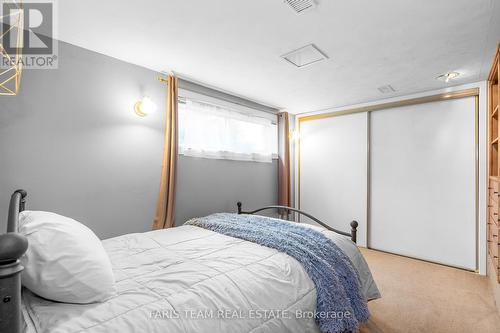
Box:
left=237, top=202, right=242, bottom=214
left=0, top=233, right=28, bottom=262
left=350, top=220, right=358, bottom=243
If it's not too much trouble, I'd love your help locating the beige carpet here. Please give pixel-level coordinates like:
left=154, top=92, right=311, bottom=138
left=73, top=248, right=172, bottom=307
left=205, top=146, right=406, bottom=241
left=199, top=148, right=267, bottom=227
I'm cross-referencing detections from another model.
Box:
left=358, top=249, right=500, bottom=333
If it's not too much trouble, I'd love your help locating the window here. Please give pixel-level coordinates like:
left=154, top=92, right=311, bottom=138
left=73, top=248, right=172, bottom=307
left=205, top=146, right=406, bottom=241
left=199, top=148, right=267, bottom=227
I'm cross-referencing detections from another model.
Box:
left=178, top=95, right=277, bottom=163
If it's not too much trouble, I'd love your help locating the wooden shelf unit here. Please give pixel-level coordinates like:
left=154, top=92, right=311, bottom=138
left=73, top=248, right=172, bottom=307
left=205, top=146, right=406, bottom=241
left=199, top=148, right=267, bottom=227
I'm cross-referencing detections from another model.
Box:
left=488, top=44, right=500, bottom=282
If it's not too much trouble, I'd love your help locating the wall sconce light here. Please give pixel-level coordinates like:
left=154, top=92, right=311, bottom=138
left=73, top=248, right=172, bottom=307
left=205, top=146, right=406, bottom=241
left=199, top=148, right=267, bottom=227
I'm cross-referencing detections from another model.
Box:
left=134, top=96, right=157, bottom=117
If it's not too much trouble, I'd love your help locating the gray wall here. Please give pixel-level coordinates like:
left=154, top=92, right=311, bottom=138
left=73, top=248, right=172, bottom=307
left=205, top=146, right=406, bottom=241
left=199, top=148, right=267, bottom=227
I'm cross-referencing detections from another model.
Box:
left=176, top=156, right=277, bottom=225
left=0, top=41, right=277, bottom=238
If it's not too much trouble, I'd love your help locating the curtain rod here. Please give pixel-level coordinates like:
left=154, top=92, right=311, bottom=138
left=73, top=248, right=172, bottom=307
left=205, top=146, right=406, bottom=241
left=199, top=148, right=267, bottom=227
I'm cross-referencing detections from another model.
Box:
left=157, top=76, right=169, bottom=84
left=157, top=75, right=280, bottom=114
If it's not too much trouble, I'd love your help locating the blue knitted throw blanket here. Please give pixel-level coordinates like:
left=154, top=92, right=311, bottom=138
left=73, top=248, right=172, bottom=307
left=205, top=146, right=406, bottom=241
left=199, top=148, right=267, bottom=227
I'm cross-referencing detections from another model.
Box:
left=185, top=213, right=369, bottom=333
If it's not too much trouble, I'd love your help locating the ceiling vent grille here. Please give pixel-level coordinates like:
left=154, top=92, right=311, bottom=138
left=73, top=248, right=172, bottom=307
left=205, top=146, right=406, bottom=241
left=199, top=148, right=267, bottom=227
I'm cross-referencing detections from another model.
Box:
left=281, top=44, right=328, bottom=68
left=284, top=0, right=315, bottom=14
left=377, top=85, right=396, bottom=94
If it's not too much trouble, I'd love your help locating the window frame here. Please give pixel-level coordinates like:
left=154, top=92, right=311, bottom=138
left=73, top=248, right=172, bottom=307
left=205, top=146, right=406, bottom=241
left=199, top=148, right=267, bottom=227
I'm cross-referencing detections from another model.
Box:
left=178, top=89, right=278, bottom=162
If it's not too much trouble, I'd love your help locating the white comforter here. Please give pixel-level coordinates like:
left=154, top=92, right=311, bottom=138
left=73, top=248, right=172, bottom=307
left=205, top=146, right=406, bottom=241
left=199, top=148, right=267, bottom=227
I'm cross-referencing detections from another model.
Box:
left=22, top=223, right=379, bottom=333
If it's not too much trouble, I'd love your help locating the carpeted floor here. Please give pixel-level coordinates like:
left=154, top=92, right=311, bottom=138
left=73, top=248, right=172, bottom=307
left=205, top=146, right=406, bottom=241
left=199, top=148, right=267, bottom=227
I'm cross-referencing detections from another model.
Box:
left=358, top=249, right=500, bottom=333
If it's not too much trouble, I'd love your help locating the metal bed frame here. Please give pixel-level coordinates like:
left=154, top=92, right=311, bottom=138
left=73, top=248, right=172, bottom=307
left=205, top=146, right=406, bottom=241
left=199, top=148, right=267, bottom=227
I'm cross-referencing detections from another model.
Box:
left=237, top=202, right=358, bottom=243
left=0, top=190, right=28, bottom=333
left=0, top=191, right=358, bottom=333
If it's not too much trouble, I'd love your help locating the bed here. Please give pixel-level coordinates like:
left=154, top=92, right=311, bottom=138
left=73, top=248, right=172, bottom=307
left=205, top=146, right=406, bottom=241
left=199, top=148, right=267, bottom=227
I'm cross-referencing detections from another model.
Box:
left=0, top=190, right=380, bottom=333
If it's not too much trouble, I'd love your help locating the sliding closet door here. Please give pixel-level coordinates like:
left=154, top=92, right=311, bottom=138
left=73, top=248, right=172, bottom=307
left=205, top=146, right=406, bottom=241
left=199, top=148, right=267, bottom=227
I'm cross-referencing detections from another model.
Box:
left=370, top=97, right=476, bottom=270
left=300, top=113, right=368, bottom=246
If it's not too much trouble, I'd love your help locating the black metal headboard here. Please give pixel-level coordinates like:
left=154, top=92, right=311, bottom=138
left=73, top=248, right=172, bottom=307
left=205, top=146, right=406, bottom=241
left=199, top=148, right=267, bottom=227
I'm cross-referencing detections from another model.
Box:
left=7, top=189, right=27, bottom=233
left=0, top=190, right=28, bottom=333
left=237, top=202, right=358, bottom=243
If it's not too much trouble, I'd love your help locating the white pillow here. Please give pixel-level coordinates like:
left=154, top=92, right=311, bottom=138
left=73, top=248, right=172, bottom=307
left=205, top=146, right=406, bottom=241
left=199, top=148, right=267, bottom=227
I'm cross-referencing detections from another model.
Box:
left=19, top=211, right=116, bottom=303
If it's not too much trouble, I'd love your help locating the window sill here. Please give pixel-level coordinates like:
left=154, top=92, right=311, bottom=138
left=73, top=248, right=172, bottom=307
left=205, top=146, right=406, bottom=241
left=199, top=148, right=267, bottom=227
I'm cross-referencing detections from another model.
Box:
left=178, top=152, right=278, bottom=163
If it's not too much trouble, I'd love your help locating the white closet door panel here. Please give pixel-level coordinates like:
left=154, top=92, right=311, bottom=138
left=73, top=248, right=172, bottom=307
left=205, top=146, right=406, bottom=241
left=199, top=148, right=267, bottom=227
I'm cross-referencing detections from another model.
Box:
left=300, top=113, right=368, bottom=246
left=370, top=97, right=476, bottom=269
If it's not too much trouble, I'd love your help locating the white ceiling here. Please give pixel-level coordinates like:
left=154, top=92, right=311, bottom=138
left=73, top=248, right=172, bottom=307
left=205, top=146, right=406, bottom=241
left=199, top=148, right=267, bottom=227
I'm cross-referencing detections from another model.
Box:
left=57, top=0, right=500, bottom=114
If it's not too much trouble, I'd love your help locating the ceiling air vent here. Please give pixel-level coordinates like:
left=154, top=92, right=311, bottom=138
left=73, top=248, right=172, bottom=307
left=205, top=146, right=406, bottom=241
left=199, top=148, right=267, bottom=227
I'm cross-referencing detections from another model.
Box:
left=377, top=85, right=396, bottom=94
left=284, top=0, right=315, bottom=14
left=281, top=44, right=328, bottom=68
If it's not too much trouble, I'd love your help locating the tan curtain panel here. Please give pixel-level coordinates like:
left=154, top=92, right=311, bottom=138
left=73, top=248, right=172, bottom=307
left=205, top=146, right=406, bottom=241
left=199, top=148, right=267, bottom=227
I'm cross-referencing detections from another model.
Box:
left=277, top=112, right=291, bottom=211
left=153, top=75, right=178, bottom=230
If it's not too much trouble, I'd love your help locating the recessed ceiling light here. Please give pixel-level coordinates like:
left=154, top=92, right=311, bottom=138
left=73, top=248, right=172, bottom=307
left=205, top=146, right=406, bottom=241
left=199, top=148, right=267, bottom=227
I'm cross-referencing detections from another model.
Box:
left=281, top=44, right=328, bottom=68
left=436, top=72, right=461, bottom=83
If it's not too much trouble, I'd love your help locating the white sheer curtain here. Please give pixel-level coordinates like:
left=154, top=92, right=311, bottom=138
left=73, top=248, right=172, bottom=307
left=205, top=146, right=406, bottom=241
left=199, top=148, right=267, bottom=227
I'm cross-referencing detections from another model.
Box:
left=178, top=98, right=277, bottom=163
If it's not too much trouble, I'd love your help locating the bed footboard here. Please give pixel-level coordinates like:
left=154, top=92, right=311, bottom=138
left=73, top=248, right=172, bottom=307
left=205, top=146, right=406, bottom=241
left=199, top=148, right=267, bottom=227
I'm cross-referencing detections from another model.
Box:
left=237, top=202, right=358, bottom=243
left=0, top=190, right=28, bottom=333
